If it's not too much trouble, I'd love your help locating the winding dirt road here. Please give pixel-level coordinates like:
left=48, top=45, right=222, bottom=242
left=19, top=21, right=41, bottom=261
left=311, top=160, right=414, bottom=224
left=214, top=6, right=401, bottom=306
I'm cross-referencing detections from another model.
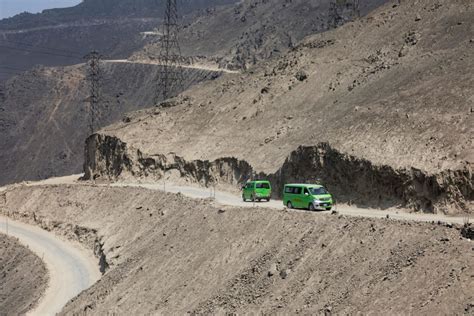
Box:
left=112, top=182, right=469, bottom=225
left=0, top=216, right=100, bottom=316
left=18, top=174, right=469, bottom=225
left=104, top=59, right=240, bottom=73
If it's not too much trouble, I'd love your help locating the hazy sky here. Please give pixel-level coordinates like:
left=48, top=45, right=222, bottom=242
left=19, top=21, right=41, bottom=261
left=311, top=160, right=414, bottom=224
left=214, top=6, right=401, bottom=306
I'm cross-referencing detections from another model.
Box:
left=0, top=0, right=81, bottom=19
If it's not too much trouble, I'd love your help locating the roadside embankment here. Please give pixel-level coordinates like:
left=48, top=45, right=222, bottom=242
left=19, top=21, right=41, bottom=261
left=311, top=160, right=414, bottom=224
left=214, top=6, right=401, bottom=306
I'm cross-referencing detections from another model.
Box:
left=1, top=184, right=472, bottom=314
left=0, top=233, right=48, bottom=315
left=84, top=134, right=473, bottom=215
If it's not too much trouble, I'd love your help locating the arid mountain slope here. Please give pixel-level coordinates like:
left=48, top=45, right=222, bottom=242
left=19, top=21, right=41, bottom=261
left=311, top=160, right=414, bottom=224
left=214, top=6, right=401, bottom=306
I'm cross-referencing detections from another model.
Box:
left=0, top=0, right=238, bottom=81
left=0, top=234, right=48, bottom=315
left=89, top=0, right=474, bottom=213
left=0, top=0, right=391, bottom=185
left=0, top=0, right=238, bottom=29
left=1, top=184, right=472, bottom=314
left=135, top=0, right=389, bottom=69
left=0, top=18, right=159, bottom=81
left=0, top=62, right=220, bottom=185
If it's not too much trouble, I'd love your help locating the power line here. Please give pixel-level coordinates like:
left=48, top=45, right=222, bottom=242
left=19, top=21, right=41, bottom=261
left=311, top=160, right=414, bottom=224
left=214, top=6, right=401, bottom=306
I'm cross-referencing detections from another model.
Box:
left=0, top=70, right=23, bottom=75
left=0, top=44, right=82, bottom=60
left=0, top=39, right=84, bottom=57
left=0, top=65, right=28, bottom=72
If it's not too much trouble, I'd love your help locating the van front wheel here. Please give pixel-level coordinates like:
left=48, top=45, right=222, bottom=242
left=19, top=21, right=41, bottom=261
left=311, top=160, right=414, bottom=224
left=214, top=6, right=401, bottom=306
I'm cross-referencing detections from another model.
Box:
left=309, top=203, right=315, bottom=212
left=287, top=201, right=293, bottom=209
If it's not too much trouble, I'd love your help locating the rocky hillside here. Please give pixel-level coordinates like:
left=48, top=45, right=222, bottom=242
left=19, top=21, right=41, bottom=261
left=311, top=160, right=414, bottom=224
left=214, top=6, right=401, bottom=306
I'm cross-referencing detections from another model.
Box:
left=0, top=62, right=221, bottom=185
left=0, top=0, right=238, bottom=29
left=0, top=0, right=392, bottom=184
left=134, top=0, right=390, bottom=70
left=87, top=0, right=474, bottom=214
left=1, top=184, right=472, bottom=314
left=0, top=0, right=238, bottom=81
left=0, top=234, right=48, bottom=315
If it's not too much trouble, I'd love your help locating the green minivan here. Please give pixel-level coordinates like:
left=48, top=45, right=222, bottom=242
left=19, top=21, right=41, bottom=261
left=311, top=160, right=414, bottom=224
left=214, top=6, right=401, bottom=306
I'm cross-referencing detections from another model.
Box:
left=242, top=180, right=272, bottom=202
left=283, top=184, right=333, bottom=211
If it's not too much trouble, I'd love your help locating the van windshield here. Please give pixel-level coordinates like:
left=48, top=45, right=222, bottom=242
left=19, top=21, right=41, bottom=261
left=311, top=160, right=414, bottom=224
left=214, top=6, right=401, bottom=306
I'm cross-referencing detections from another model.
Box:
left=309, top=187, right=328, bottom=195
left=256, top=183, right=270, bottom=189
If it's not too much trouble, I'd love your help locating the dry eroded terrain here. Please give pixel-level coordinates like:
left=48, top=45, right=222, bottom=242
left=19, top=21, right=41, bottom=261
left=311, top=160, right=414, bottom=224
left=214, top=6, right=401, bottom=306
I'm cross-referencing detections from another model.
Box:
left=1, top=184, right=472, bottom=314
left=0, top=233, right=48, bottom=315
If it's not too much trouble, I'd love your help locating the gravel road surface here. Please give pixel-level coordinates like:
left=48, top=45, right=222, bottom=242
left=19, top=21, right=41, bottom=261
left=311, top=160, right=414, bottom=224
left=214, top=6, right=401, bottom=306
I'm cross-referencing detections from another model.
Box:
left=0, top=216, right=100, bottom=316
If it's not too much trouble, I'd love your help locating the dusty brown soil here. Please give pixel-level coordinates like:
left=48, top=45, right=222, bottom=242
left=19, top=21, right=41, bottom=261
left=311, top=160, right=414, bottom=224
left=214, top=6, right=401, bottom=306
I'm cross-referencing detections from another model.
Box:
left=0, top=62, right=219, bottom=187
left=1, top=184, right=473, bottom=315
left=0, top=0, right=238, bottom=81
left=89, top=0, right=473, bottom=213
left=135, top=0, right=389, bottom=69
left=0, top=233, right=48, bottom=315
left=105, top=0, right=474, bottom=174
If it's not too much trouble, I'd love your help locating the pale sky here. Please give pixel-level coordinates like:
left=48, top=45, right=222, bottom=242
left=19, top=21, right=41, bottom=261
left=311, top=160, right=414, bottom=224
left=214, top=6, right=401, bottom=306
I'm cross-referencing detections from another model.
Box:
left=0, top=0, right=81, bottom=19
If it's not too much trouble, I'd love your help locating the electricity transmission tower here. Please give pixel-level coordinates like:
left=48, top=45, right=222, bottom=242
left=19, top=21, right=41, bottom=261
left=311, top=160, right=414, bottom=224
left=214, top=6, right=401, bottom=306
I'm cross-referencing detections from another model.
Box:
left=84, top=51, right=104, bottom=134
left=154, top=0, right=185, bottom=106
left=328, top=0, right=361, bottom=29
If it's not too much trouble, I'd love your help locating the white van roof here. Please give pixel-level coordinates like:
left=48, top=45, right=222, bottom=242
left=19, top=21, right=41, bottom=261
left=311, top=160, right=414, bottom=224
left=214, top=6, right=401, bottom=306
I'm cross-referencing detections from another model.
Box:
left=285, top=183, right=323, bottom=188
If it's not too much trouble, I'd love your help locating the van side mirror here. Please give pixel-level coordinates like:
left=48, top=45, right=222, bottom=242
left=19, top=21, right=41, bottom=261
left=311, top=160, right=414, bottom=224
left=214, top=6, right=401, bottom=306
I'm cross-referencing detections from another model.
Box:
left=304, top=192, right=309, bottom=196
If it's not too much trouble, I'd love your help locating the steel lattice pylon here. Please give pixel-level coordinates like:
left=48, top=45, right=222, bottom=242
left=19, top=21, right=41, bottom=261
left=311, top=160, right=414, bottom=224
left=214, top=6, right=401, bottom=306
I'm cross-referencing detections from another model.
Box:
left=155, top=0, right=185, bottom=106
left=84, top=51, right=104, bottom=134
left=328, top=0, right=361, bottom=29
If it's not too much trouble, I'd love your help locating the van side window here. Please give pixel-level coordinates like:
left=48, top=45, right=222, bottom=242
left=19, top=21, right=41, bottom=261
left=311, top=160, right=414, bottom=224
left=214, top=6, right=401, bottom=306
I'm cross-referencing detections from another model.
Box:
left=294, top=187, right=302, bottom=194
left=284, top=186, right=294, bottom=194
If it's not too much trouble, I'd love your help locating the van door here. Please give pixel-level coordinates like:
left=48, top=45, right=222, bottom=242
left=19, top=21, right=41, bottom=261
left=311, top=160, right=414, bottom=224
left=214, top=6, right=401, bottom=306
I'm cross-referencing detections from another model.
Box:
left=244, top=182, right=254, bottom=199
left=302, top=187, right=312, bottom=209
left=283, top=186, right=293, bottom=205
left=293, top=186, right=303, bottom=208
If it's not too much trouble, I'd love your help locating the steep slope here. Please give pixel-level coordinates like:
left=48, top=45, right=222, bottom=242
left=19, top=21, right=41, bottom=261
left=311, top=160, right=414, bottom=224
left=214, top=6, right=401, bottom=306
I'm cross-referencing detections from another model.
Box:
left=87, top=0, right=474, bottom=213
left=134, top=0, right=390, bottom=70
left=0, top=0, right=238, bottom=81
left=0, top=62, right=222, bottom=185
left=0, top=0, right=238, bottom=29
left=0, top=234, right=48, bottom=315
left=1, top=184, right=472, bottom=314
left=0, top=0, right=391, bottom=185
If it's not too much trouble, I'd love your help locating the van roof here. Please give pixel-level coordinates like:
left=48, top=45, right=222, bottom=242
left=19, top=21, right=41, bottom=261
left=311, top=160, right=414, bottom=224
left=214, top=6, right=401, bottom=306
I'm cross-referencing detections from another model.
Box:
left=248, top=180, right=270, bottom=183
left=284, top=183, right=323, bottom=188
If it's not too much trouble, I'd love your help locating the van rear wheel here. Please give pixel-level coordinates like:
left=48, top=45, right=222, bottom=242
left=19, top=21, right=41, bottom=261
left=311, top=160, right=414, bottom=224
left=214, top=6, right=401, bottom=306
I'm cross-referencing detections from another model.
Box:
left=242, top=194, right=246, bottom=202
left=287, top=201, right=293, bottom=209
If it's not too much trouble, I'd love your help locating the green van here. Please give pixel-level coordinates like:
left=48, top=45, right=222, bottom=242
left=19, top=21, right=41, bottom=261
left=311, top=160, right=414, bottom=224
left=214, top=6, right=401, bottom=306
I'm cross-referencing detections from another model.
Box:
left=283, top=184, right=333, bottom=211
left=242, top=180, right=272, bottom=202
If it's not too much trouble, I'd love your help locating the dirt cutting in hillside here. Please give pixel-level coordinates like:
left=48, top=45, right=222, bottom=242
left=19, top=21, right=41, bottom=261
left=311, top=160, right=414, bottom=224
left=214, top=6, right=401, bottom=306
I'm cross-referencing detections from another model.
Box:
left=0, top=184, right=473, bottom=315
left=0, top=233, right=48, bottom=315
